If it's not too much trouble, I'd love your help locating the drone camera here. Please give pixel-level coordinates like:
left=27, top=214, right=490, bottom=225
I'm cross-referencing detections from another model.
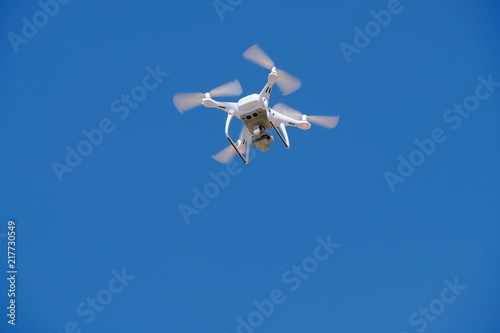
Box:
left=253, top=125, right=265, bottom=136
left=252, top=133, right=274, bottom=152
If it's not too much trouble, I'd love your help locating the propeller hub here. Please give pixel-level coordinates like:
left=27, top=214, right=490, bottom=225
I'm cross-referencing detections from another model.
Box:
left=202, top=99, right=216, bottom=108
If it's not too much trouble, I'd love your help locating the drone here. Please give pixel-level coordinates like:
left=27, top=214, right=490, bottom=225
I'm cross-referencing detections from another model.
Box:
left=173, top=44, right=339, bottom=164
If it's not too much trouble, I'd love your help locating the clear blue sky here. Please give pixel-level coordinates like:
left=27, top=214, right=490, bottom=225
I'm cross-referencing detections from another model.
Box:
left=1, top=1, right=499, bottom=332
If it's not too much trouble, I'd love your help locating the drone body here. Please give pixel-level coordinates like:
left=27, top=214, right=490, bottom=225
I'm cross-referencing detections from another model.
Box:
left=173, top=44, right=339, bottom=164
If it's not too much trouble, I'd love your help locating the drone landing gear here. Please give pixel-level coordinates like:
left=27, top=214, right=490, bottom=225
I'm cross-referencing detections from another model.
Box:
left=269, top=121, right=290, bottom=148
left=225, top=112, right=248, bottom=164
left=227, top=136, right=247, bottom=163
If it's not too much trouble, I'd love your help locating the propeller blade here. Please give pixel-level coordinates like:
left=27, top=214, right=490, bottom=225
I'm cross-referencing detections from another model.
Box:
left=307, top=115, right=340, bottom=129
left=212, top=145, right=237, bottom=164
left=173, top=80, right=242, bottom=113
left=212, top=126, right=248, bottom=164
left=243, top=44, right=275, bottom=69
left=276, top=70, right=301, bottom=95
left=274, top=103, right=339, bottom=129
left=209, top=79, right=243, bottom=97
left=173, top=92, right=204, bottom=113
left=243, top=45, right=301, bottom=94
left=273, top=103, right=303, bottom=120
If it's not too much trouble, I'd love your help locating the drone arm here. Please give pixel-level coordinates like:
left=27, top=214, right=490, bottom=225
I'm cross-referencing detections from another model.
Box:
left=225, top=111, right=248, bottom=164
left=259, top=67, right=278, bottom=100
left=202, top=99, right=237, bottom=112
left=270, top=110, right=311, bottom=130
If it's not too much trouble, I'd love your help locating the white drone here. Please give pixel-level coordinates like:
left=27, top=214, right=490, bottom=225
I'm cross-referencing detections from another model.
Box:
left=173, top=44, right=339, bottom=164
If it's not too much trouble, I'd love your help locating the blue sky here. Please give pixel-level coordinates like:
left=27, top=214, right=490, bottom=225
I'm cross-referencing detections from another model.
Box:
left=1, top=0, right=499, bottom=332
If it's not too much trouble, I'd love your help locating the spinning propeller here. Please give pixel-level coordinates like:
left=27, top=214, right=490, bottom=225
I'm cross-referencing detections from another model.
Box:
left=273, top=103, right=339, bottom=129
left=173, top=79, right=243, bottom=113
left=243, top=44, right=301, bottom=95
